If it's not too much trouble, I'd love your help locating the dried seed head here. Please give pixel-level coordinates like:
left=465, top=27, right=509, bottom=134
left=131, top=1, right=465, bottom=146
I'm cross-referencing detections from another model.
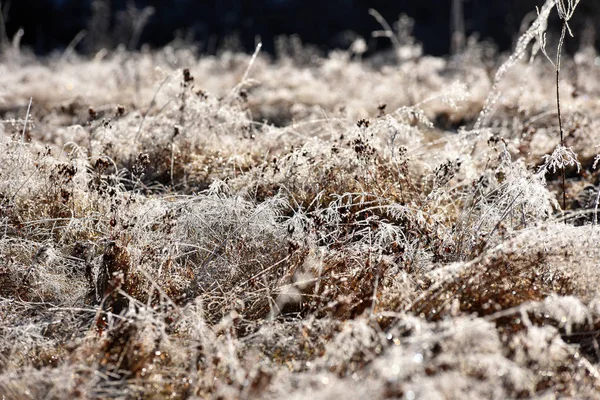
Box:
left=183, top=68, right=193, bottom=84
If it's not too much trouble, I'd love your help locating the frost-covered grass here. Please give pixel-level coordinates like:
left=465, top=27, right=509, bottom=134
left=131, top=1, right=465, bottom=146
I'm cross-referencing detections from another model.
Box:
left=2, top=3, right=600, bottom=399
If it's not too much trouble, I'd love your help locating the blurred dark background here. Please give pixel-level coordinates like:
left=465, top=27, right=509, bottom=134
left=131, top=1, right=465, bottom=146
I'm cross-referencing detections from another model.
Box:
left=1, top=0, right=598, bottom=56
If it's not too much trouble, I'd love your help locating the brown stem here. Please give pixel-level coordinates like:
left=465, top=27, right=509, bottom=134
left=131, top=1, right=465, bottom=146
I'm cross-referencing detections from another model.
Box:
left=556, top=22, right=567, bottom=210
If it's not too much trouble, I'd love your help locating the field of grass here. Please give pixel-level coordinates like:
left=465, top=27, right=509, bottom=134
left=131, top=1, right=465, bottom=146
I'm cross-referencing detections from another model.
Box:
left=2, top=2, right=600, bottom=399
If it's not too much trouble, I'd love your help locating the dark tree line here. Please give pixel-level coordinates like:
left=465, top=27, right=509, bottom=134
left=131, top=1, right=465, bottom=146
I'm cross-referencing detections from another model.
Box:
left=2, top=0, right=598, bottom=55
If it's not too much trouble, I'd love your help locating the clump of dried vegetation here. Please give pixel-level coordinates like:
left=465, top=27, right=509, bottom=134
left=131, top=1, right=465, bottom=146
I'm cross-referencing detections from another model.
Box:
left=2, top=0, right=600, bottom=398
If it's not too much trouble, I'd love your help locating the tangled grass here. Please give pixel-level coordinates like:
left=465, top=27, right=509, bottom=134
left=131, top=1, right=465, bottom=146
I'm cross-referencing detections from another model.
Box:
left=2, top=2, right=600, bottom=399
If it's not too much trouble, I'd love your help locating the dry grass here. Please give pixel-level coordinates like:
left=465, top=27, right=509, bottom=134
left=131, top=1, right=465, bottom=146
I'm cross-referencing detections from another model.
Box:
left=2, top=4, right=600, bottom=399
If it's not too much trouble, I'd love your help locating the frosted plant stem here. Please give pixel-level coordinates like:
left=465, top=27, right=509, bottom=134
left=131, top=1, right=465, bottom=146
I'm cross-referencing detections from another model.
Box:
left=229, top=41, right=262, bottom=97
left=594, top=187, right=600, bottom=227
left=16, top=97, right=32, bottom=176
left=556, top=23, right=567, bottom=210
left=369, top=8, right=402, bottom=54
left=556, top=24, right=566, bottom=148
left=475, top=0, right=554, bottom=129
left=20, top=97, right=32, bottom=145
